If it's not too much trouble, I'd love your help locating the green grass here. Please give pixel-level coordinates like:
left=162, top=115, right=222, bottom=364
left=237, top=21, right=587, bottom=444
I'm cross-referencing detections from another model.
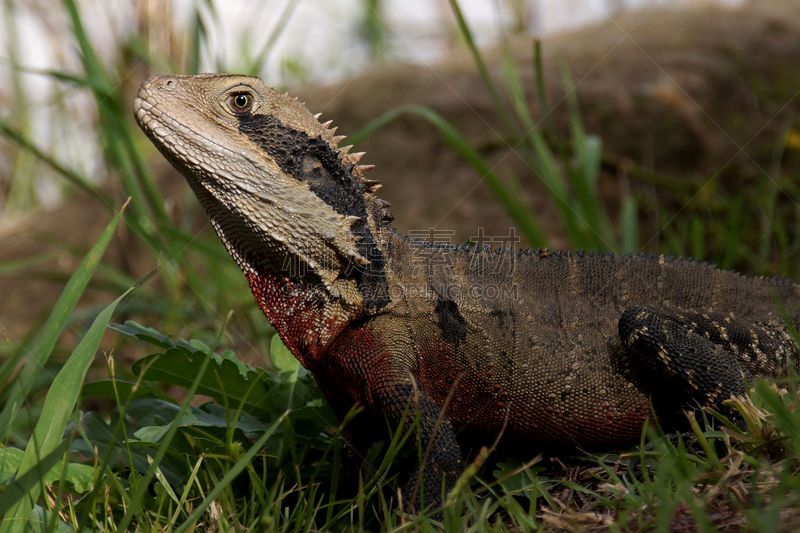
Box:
left=2, top=308, right=800, bottom=530
left=1, top=0, right=800, bottom=530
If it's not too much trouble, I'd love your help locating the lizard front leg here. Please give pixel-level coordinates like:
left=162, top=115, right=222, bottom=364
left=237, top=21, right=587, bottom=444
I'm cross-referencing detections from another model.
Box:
left=372, top=380, right=463, bottom=511
left=323, top=323, right=464, bottom=512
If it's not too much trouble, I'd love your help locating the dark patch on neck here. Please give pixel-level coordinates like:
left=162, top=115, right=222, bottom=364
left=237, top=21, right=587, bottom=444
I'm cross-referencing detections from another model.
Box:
left=488, top=308, right=515, bottom=329
left=435, top=294, right=467, bottom=347
left=237, top=113, right=389, bottom=310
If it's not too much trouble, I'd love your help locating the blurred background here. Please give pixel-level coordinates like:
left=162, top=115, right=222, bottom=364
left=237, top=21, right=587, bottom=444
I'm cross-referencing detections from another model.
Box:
left=1, top=0, right=799, bottom=362
left=0, top=0, right=753, bottom=210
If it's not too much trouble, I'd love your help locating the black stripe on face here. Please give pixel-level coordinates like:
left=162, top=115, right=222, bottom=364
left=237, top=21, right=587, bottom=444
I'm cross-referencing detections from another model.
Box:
left=237, top=113, right=389, bottom=310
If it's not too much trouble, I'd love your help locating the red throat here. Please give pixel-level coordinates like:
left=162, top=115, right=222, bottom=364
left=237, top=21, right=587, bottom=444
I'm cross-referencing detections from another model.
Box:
left=245, top=271, right=350, bottom=368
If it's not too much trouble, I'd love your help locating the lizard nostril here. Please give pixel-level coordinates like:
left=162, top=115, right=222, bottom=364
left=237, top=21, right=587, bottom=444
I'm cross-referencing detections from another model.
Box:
left=165, top=79, right=175, bottom=88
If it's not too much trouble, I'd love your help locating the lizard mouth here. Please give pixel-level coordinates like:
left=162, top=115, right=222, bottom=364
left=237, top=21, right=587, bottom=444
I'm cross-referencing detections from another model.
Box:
left=133, top=80, right=170, bottom=140
left=134, top=80, right=222, bottom=159
left=133, top=86, right=188, bottom=155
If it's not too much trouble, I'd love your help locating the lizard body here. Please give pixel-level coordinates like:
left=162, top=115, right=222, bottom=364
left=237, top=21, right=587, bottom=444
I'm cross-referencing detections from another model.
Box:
left=134, top=74, right=800, bottom=507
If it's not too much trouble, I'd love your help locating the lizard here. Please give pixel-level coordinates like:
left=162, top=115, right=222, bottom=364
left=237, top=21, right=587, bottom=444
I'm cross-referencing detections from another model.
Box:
left=133, top=73, right=800, bottom=509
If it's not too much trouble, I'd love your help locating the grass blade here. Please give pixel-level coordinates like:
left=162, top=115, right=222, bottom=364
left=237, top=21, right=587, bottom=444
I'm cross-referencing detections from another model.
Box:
left=63, top=0, right=169, bottom=233
left=350, top=104, right=547, bottom=246
left=0, top=120, right=112, bottom=209
left=561, top=64, right=614, bottom=248
left=620, top=196, right=638, bottom=253
left=116, top=339, right=217, bottom=530
left=497, top=44, right=584, bottom=246
left=447, top=0, right=517, bottom=135
left=173, top=412, right=288, bottom=533
left=0, top=288, right=133, bottom=533
left=0, top=203, right=127, bottom=439
left=533, top=40, right=549, bottom=121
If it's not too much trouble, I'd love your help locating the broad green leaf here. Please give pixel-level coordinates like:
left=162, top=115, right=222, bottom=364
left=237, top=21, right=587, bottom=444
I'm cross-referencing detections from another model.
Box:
left=70, top=411, right=184, bottom=489
left=114, top=320, right=252, bottom=377
left=111, top=320, right=195, bottom=351
left=131, top=348, right=313, bottom=420
left=81, top=379, right=173, bottom=403
left=270, top=334, right=300, bottom=376
left=0, top=443, right=67, bottom=520
left=0, top=447, right=94, bottom=493
left=132, top=400, right=266, bottom=442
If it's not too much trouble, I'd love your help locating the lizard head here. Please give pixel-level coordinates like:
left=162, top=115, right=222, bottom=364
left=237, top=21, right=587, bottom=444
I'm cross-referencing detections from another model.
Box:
left=134, top=74, right=392, bottom=311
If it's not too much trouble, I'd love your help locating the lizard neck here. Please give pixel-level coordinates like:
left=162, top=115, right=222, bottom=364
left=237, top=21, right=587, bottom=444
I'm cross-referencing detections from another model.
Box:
left=245, top=270, right=360, bottom=368
left=191, top=177, right=392, bottom=368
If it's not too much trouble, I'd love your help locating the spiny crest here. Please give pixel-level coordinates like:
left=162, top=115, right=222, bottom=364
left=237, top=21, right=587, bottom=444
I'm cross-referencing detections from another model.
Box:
left=313, top=111, right=393, bottom=226
left=260, top=87, right=393, bottom=226
left=273, top=91, right=378, bottom=179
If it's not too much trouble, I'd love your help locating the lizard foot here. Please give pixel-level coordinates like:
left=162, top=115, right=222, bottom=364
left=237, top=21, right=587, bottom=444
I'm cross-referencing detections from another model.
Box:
left=618, top=305, right=751, bottom=417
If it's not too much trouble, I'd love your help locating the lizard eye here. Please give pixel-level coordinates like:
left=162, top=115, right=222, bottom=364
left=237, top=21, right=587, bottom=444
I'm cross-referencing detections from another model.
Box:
left=226, top=92, right=254, bottom=114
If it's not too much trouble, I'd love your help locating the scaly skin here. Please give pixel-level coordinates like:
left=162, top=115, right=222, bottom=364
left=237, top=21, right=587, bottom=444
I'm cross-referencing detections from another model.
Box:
left=134, top=74, right=800, bottom=509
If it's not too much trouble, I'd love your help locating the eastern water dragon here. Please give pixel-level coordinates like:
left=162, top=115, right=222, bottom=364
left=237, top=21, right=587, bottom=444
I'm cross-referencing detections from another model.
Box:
left=133, top=73, right=800, bottom=508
